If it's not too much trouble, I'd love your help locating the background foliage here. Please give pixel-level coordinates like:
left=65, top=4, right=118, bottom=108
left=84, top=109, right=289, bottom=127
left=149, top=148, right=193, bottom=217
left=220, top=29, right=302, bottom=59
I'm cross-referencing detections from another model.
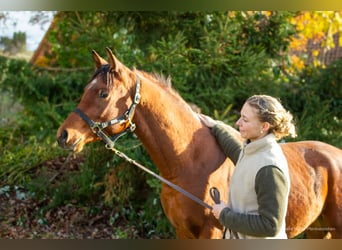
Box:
left=0, top=11, right=341, bottom=238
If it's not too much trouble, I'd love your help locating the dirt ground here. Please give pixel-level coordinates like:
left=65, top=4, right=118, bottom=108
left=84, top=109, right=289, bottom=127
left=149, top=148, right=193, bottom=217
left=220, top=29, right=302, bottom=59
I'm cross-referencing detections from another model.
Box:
left=0, top=156, right=142, bottom=239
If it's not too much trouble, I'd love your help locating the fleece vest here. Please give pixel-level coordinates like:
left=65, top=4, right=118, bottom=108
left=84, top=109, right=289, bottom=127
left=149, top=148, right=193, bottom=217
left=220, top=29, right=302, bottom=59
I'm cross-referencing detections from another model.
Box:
left=226, top=133, right=290, bottom=239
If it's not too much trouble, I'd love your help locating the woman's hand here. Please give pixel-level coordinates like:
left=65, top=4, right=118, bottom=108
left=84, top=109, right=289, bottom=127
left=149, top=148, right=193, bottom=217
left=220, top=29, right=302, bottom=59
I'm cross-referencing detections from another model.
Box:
left=198, top=114, right=218, bottom=128
left=212, top=201, right=228, bottom=219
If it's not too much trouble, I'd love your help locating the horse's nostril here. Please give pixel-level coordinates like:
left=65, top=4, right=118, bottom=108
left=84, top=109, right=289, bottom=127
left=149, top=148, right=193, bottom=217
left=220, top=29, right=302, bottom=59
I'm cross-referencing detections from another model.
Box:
left=57, top=129, right=68, bottom=147
left=62, top=129, right=68, bottom=139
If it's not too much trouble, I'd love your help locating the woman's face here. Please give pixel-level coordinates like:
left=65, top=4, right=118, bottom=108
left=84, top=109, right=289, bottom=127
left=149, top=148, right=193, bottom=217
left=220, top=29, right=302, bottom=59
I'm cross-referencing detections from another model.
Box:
left=236, top=103, right=269, bottom=142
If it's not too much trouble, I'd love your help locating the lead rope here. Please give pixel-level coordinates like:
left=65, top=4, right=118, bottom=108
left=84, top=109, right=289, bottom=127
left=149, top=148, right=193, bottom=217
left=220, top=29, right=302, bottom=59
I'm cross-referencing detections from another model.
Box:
left=110, top=147, right=216, bottom=210
left=112, top=147, right=229, bottom=238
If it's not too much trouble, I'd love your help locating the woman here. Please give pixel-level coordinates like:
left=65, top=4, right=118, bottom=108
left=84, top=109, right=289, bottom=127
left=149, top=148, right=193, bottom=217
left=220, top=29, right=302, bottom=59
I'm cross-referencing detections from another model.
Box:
left=200, top=95, right=296, bottom=239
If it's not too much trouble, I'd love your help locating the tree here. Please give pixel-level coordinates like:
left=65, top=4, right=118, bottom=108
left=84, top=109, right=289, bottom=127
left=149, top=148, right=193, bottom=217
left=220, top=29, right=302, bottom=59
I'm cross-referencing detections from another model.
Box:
left=0, top=11, right=54, bottom=55
left=289, top=11, right=342, bottom=71
left=44, top=11, right=296, bottom=116
left=0, top=31, right=26, bottom=55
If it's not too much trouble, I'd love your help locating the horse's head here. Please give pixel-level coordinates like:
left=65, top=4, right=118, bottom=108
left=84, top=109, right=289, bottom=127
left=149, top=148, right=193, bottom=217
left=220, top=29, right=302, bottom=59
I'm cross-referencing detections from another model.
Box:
left=56, top=48, right=140, bottom=152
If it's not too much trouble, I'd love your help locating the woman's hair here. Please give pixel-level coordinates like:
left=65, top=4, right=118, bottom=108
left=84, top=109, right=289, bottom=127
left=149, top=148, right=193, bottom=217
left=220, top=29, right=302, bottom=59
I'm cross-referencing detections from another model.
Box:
left=246, top=95, right=297, bottom=140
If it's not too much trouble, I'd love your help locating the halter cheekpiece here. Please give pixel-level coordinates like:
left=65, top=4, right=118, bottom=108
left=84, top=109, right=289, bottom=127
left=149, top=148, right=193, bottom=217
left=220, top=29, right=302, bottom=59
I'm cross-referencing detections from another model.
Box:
left=74, top=74, right=141, bottom=149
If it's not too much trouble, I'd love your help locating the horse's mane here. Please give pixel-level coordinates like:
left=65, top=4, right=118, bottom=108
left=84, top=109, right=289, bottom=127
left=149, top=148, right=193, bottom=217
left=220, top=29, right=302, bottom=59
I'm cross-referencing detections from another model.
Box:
left=149, top=72, right=172, bottom=88
left=134, top=70, right=179, bottom=98
left=134, top=69, right=176, bottom=94
left=91, top=65, right=172, bottom=90
left=90, top=64, right=201, bottom=113
left=134, top=69, right=201, bottom=113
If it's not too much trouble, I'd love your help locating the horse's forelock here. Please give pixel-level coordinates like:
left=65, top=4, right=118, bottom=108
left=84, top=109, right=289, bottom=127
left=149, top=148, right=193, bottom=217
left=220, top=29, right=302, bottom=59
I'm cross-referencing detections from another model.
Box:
left=89, top=64, right=113, bottom=89
left=93, top=64, right=110, bottom=78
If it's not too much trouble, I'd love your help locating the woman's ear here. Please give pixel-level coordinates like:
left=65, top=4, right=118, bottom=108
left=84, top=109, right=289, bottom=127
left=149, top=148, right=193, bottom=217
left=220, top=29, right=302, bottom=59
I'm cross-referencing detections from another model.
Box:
left=262, top=122, right=271, bottom=132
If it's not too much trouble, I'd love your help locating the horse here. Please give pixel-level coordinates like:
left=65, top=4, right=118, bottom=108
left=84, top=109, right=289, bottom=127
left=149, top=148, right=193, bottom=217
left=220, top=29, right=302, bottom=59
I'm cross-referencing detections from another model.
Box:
left=56, top=48, right=342, bottom=239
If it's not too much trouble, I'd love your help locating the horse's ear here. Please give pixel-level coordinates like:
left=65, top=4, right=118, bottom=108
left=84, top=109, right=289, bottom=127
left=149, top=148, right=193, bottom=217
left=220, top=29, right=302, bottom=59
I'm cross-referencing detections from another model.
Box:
left=92, top=50, right=107, bottom=69
left=106, top=47, right=120, bottom=72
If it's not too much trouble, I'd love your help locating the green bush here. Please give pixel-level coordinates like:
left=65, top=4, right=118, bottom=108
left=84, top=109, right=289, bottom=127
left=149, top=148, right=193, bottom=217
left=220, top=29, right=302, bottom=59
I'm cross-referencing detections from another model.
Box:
left=280, top=58, right=342, bottom=147
left=0, top=53, right=174, bottom=238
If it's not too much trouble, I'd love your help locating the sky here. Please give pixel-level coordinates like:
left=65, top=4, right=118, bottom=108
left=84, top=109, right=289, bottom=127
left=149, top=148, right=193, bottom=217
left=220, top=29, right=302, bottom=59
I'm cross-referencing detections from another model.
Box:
left=0, top=11, right=55, bottom=51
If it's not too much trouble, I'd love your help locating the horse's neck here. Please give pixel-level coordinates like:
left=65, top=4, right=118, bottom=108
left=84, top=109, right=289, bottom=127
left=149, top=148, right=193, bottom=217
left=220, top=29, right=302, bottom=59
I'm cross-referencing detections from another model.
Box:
left=132, top=77, right=203, bottom=177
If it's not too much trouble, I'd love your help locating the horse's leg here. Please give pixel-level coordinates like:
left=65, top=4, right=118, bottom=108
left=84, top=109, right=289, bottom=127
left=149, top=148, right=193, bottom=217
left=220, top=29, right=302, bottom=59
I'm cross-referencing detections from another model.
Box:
left=311, top=209, right=342, bottom=238
left=303, top=183, right=342, bottom=239
left=198, top=222, right=224, bottom=239
left=315, top=169, right=342, bottom=239
left=174, top=220, right=222, bottom=239
left=324, top=162, right=342, bottom=238
left=321, top=203, right=342, bottom=238
left=304, top=215, right=332, bottom=239
left=176, top=216, right=223, bottom=239
left=293, top=147, right=341, bottom=239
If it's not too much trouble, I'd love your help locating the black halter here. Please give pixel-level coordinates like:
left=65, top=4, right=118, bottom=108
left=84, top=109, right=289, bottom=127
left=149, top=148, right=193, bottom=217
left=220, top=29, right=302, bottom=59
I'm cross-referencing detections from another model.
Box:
left=74, top=75, right=141, bottom=149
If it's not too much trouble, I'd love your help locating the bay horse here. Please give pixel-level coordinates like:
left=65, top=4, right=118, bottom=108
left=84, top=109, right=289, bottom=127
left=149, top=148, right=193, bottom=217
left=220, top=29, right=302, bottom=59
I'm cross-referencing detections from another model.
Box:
left=56, top=48, right=342, bottom=239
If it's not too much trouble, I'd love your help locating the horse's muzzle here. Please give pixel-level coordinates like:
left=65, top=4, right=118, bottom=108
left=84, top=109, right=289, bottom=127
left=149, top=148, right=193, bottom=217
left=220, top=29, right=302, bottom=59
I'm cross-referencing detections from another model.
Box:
left=57, top=129, right=69, bottom=149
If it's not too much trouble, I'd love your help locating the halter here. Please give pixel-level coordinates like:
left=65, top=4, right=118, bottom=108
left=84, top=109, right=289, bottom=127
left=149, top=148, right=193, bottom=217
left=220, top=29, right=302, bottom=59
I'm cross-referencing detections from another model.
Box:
left=74, top=75, right=141, bottom=149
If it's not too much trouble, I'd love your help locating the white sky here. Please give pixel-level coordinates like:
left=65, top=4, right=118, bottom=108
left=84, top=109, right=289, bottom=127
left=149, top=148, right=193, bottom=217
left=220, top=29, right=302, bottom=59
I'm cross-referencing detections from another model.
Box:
left=0, top=11, right=55, bottom=51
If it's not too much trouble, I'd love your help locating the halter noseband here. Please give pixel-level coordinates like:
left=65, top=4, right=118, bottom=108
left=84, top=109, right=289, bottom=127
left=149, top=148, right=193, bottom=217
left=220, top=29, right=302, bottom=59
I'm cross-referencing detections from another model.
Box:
left=74, top=75, right=141, bottom=149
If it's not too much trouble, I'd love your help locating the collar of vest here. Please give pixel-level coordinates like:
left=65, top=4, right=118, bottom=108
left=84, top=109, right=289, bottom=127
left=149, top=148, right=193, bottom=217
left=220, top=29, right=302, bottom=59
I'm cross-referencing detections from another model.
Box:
left=244, top=133, right=277, bottom=155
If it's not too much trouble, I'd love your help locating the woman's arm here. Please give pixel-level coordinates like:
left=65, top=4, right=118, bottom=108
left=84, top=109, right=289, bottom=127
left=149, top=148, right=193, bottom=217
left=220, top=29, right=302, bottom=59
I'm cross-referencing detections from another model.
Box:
left=199, top=114, right=243, bottom=164
left=218, top=166, right=289, bottom=237
left=211, top=123, right=243, bottom=164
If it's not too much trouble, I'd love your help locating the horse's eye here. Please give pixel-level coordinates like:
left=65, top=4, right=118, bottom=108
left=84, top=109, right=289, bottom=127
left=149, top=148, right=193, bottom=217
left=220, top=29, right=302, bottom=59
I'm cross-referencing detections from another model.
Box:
left=99, top=89, right=109, bottom=99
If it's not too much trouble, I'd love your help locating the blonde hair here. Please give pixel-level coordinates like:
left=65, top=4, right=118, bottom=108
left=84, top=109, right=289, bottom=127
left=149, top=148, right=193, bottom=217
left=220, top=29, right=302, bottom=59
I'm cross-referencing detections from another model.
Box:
left=246, top=95, right=297, bottom=140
